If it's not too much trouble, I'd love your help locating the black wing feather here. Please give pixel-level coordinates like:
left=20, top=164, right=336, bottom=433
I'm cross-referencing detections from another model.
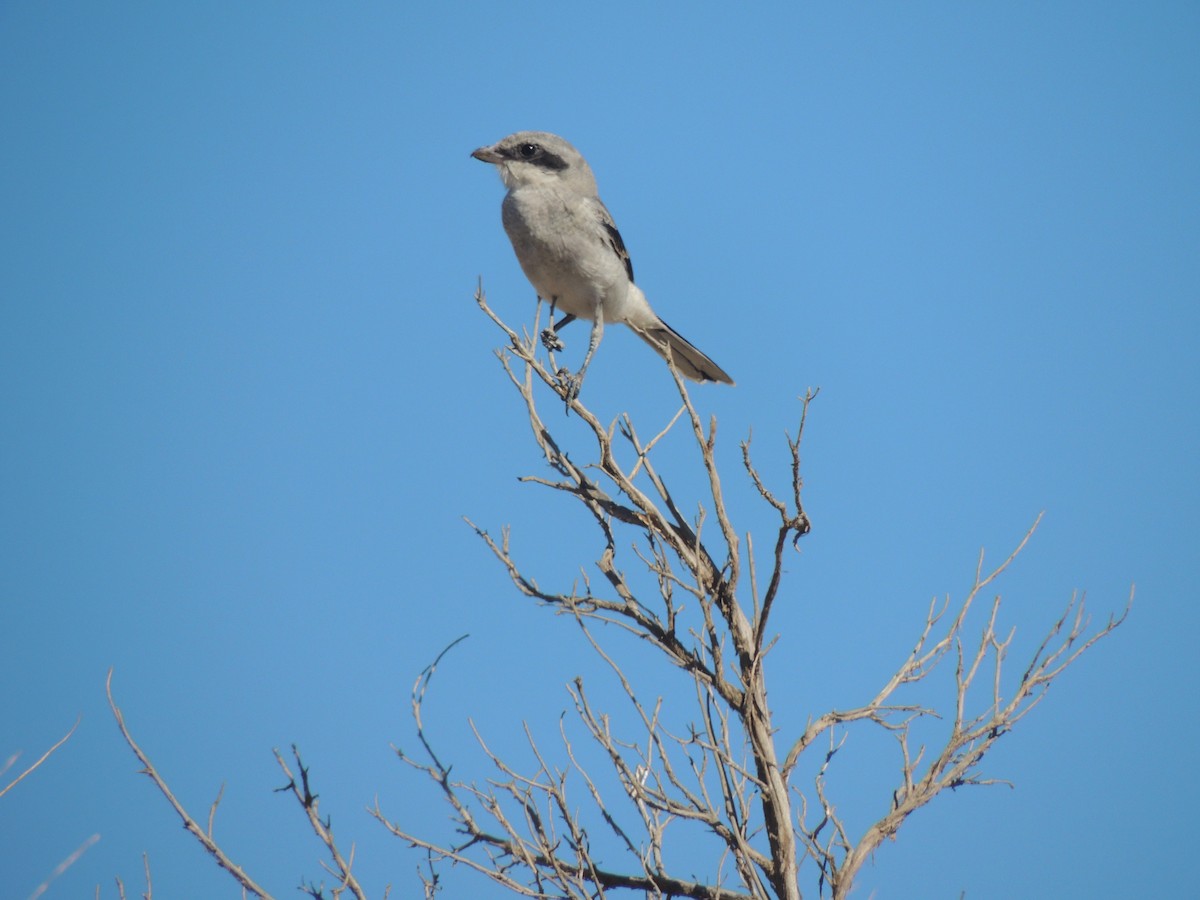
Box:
left=598, top=206, right=635, bottom=283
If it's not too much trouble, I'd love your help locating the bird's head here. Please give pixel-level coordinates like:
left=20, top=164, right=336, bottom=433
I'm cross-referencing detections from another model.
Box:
left=471, top=131, right=596, bottom=193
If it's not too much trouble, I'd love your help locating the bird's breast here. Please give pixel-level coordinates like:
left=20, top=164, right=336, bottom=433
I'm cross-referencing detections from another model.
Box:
left=500, top=189, right=630, bottom=320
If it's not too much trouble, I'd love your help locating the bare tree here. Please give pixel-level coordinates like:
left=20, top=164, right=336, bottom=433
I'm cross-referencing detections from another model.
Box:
left=109, top=287, right=1129, bottom=898
left=370, top=289, right=1129, bottom=899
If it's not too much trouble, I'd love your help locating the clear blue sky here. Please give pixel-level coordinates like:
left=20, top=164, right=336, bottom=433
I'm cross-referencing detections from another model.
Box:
left=2, top=3, right=1196, bottom=897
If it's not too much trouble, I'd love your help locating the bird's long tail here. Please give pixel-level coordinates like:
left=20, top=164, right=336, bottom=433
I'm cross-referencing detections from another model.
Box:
left=635, top=319, right=734, bottom=385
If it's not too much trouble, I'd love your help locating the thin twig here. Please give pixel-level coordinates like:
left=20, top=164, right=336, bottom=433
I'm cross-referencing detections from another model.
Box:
left=105, top=669, right=274, bottom=899
left=2, top=717, right=80, bottom=801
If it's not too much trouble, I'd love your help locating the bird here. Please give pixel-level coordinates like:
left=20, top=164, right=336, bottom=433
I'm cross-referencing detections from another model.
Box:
left=471, top=131, right=733, bottom=402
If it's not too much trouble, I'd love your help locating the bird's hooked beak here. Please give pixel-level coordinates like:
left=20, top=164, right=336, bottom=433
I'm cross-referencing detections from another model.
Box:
left=471, top=144, right=504, bottom=164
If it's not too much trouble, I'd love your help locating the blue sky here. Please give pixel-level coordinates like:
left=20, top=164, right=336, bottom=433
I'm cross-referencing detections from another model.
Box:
left=2, top=2, right=1196, bottom=897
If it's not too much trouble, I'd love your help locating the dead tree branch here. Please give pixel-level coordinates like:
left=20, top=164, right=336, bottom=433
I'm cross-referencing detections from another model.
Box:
left=274, top=746, right=370, bottom=900
left=2, top=716, right=79, bottom=801
left=27, top=833, right=100, bottom=900
left=106, top=669, right=275, bottom=899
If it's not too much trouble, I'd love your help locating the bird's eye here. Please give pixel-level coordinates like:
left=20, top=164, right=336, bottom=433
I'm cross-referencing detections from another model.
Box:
left=518, top=143, right=539, bottom=159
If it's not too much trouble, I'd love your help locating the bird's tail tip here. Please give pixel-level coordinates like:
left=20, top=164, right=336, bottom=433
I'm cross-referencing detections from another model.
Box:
left=637, top=321, right=734, bottom=386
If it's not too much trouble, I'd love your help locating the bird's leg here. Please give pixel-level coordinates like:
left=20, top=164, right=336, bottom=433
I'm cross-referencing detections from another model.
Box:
left=540, top=297, right=576, bottom=352
left=562, top=308, right=603, bottom=407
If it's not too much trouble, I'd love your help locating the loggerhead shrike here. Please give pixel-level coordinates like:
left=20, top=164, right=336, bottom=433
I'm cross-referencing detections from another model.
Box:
left=471, top=131, right=733, bottom=401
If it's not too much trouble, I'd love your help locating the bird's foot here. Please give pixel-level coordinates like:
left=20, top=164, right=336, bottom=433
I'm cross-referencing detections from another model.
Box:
left=541, top=328, right=565, bottom=352
left=557, top=368, right=583, bottom=408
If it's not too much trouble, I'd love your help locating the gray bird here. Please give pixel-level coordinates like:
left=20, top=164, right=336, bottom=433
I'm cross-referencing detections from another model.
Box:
left=471, top=131, right=733, bottom=401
